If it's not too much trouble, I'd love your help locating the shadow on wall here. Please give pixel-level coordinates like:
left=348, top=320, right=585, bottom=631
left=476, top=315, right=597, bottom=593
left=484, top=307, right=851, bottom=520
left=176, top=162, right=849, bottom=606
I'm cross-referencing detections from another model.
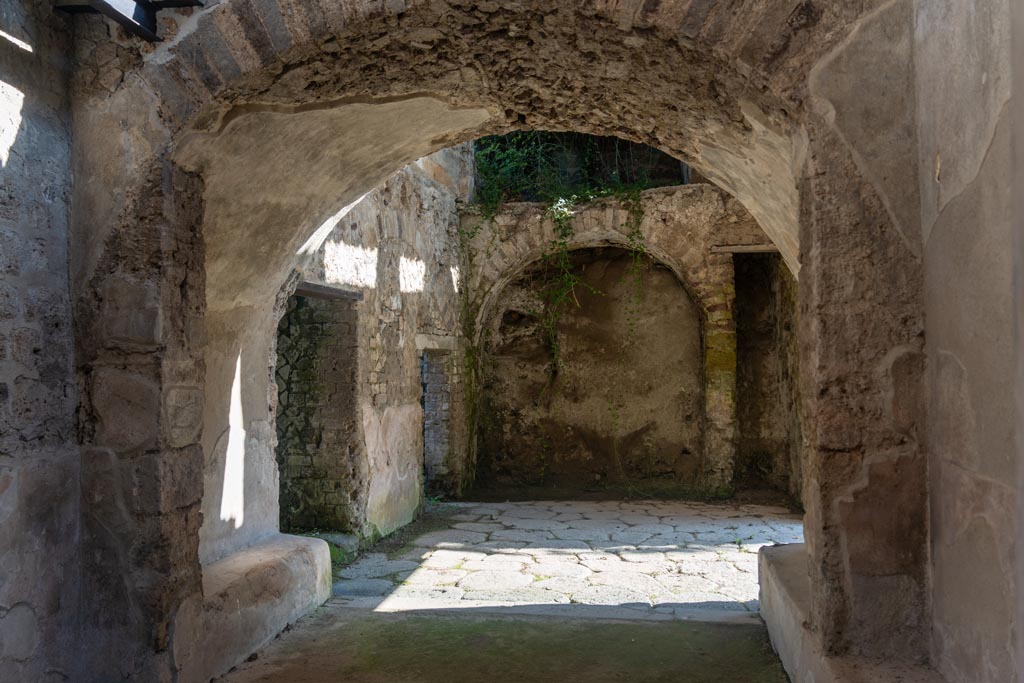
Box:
left=474, top=248, right=707, bottom=495
left=0, top=9, right=81, bottom=682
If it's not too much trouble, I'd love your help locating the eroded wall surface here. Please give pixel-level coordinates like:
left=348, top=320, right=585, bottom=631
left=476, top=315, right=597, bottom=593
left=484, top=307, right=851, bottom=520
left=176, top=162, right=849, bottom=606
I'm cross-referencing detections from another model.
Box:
left=477, top=248, right=707, bottom=493
left=1015, top=0, right=1024, bottom=675
left=462, top=185, right=779, bottom=493
left=0, top=4, right=79, bottom=681
left=915, top=0, right=1017, bottom=680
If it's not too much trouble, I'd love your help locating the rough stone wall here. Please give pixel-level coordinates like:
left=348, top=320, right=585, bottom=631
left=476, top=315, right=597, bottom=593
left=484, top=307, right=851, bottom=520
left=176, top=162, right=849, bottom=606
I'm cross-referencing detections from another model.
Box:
left=734, top=254, right=801, bottom=501
left=799, top=116, right=928, bottom=661
left=913, top=0, right=1016, bottom=680
left=74, top=162, right=207, bottom=681
left=274, top=296, right=363, bottom=532
left=776, top=262, right=802, bottom=503
left=270, top=148, right=471, bottom=540
left=0, top=4, right=79, bottom=681
left=58, top=0, right=956, bottom=676
left=477, top=248, right=707, bottom=494
left=463, top=185, right=772, bottom=492
left=421, top=349, right=465, bottom=495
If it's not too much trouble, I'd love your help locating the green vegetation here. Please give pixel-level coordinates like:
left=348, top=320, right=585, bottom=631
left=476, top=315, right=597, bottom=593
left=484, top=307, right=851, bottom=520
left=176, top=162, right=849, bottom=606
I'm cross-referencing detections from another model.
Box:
left=473, top=131, right=688, bottom=217
left=461, top=133, right=700, bottom=493
left=471, top=132, right=687, bottom=373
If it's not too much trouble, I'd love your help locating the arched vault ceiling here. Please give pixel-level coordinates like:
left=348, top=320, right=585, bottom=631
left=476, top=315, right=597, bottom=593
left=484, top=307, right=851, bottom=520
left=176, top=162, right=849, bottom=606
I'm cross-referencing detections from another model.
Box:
left=154, top=0, right=871, bottom=308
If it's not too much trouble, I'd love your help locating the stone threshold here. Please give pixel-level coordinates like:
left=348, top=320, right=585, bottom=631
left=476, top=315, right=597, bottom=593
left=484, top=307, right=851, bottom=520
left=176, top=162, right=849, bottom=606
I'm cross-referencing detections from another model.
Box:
left=335, top=596, right=761, bottom=625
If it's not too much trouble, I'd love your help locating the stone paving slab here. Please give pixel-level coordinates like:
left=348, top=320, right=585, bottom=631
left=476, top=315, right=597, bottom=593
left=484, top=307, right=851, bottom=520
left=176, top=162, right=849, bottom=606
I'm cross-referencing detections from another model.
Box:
left=330, top=500, right=803, bottom=617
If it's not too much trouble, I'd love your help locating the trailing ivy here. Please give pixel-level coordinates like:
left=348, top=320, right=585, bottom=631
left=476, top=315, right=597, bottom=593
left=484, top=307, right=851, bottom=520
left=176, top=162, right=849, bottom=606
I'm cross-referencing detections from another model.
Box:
left=469, top=132, right=688, bottom=374
left=619, top=186, right=648, bottom=345
left=532, top=196, right=597, bottom=377
left=474, top=131, right=687, bottom=207
left=460, top=133, right=703, bottom=497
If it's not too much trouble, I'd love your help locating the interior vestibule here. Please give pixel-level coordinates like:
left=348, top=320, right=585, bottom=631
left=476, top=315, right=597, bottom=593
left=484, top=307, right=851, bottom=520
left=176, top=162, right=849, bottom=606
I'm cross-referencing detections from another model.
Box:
left=269, top=137, right=803, bottom=550
left=3, top=2, right=1014, bottom=682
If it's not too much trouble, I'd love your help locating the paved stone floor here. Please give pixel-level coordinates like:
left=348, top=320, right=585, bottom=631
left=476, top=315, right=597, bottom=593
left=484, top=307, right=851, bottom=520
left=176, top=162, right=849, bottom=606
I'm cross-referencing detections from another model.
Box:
left=333, top=500, right=804, bottom=619
left=221, top=501, right=801, bottom=682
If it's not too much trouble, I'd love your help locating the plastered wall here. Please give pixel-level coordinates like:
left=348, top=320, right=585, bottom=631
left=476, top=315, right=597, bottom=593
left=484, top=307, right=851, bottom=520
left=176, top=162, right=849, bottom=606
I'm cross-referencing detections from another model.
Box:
left=0, top=4, right=79, bottom=681
left=477, top=247, right=709, bottom=494
left=914, top=0, right=1017, bottom=680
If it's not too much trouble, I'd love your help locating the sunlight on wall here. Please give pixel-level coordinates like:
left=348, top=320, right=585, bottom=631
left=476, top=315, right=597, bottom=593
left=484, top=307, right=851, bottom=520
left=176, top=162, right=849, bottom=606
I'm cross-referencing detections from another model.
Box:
left=325, top=242, right=378, bottom=289
left=0, top=29, right=32, bottom=53
left=0, top=81, right=24, bottom=167
left=399, top=256, right=426, bottom=293
left=220, top=353, right=246, bottom=529
left=450, top=266, right=461, bottom=293
left=297, top=193, right=369, bottom=256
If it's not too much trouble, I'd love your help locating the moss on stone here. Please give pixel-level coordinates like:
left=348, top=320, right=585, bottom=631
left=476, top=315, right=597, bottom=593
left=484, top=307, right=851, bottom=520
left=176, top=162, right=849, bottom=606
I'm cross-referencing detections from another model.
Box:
left=225, top=609, right=789, bottom=683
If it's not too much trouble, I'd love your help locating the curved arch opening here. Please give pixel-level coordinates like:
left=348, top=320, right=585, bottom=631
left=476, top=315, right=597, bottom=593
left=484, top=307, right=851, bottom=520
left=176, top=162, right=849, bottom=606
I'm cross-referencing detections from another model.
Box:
left=65, top=2, right=939, bottom=679
left=473, top=245, right=709, bottom=497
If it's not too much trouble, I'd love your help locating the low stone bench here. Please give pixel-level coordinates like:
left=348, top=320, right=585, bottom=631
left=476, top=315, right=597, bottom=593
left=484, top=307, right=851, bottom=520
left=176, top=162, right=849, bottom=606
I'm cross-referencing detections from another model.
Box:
left=759, top=544, right=944, bottom=683
left=173, top=534, right=331, bottom=681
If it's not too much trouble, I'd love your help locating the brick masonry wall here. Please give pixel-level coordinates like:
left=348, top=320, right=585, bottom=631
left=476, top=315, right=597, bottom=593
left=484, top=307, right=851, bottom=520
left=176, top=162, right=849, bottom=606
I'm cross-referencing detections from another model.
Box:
left=274, top=147, right=473, bottom=537
left=275, top=296, right=364, bottom=531
left=421, top=349, right=467, bottom=495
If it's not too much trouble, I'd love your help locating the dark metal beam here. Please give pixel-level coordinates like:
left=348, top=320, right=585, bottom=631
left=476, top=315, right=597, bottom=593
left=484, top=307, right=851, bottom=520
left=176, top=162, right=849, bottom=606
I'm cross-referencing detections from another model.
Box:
left=92, top=0, right=159, bottom=42
left=55, top=0, right=204, bottom=42
left=294, top=281, right=365, bottom=302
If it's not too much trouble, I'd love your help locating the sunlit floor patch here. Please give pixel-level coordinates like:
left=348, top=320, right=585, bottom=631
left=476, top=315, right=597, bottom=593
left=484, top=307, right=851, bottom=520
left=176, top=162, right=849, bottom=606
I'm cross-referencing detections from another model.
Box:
left=333, top=500, right=803, bottom=620
left=220, top=606, right=789, bottom=683
left=221, top=501, right=802, bottom=682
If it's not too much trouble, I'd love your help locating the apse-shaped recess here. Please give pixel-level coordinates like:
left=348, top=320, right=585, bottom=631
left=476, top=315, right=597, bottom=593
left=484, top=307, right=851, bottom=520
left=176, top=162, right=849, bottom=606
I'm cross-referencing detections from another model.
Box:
left=475, top=247, right=705, bottom=496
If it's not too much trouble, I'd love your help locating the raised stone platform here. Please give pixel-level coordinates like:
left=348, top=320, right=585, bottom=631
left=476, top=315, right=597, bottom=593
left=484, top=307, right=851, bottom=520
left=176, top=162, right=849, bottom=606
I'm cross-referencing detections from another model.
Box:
left=174, top=534, right=331, bottom=682
left=759, top=544, right=946, bottom=683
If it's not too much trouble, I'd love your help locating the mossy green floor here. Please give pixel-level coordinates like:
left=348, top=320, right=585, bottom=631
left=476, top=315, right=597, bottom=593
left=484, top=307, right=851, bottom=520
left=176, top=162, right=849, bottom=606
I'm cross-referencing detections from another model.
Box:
left=222, top=606, right=788, bottom=683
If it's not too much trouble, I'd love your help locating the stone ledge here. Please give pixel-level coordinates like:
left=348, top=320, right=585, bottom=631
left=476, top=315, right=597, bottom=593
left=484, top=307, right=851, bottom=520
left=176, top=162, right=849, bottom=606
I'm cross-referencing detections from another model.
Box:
left=759, top=544, right=945, bottom=683
left=174, top=534, right=331, bottom=682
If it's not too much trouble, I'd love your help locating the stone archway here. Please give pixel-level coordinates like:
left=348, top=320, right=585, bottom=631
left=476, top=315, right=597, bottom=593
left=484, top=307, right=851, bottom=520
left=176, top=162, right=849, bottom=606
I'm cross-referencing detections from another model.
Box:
left=461, top=185, right=769, bottom=490
left=69, top=1, right=926, bottom=679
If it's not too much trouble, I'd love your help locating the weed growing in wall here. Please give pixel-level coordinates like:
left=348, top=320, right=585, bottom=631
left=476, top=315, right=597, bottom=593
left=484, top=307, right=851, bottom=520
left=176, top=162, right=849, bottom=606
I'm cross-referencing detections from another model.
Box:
left=470, top=132, right=682, bottom=374
left=620, top=187, right=648, bottom=345
left=462, top=132, right=692, bottom=488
